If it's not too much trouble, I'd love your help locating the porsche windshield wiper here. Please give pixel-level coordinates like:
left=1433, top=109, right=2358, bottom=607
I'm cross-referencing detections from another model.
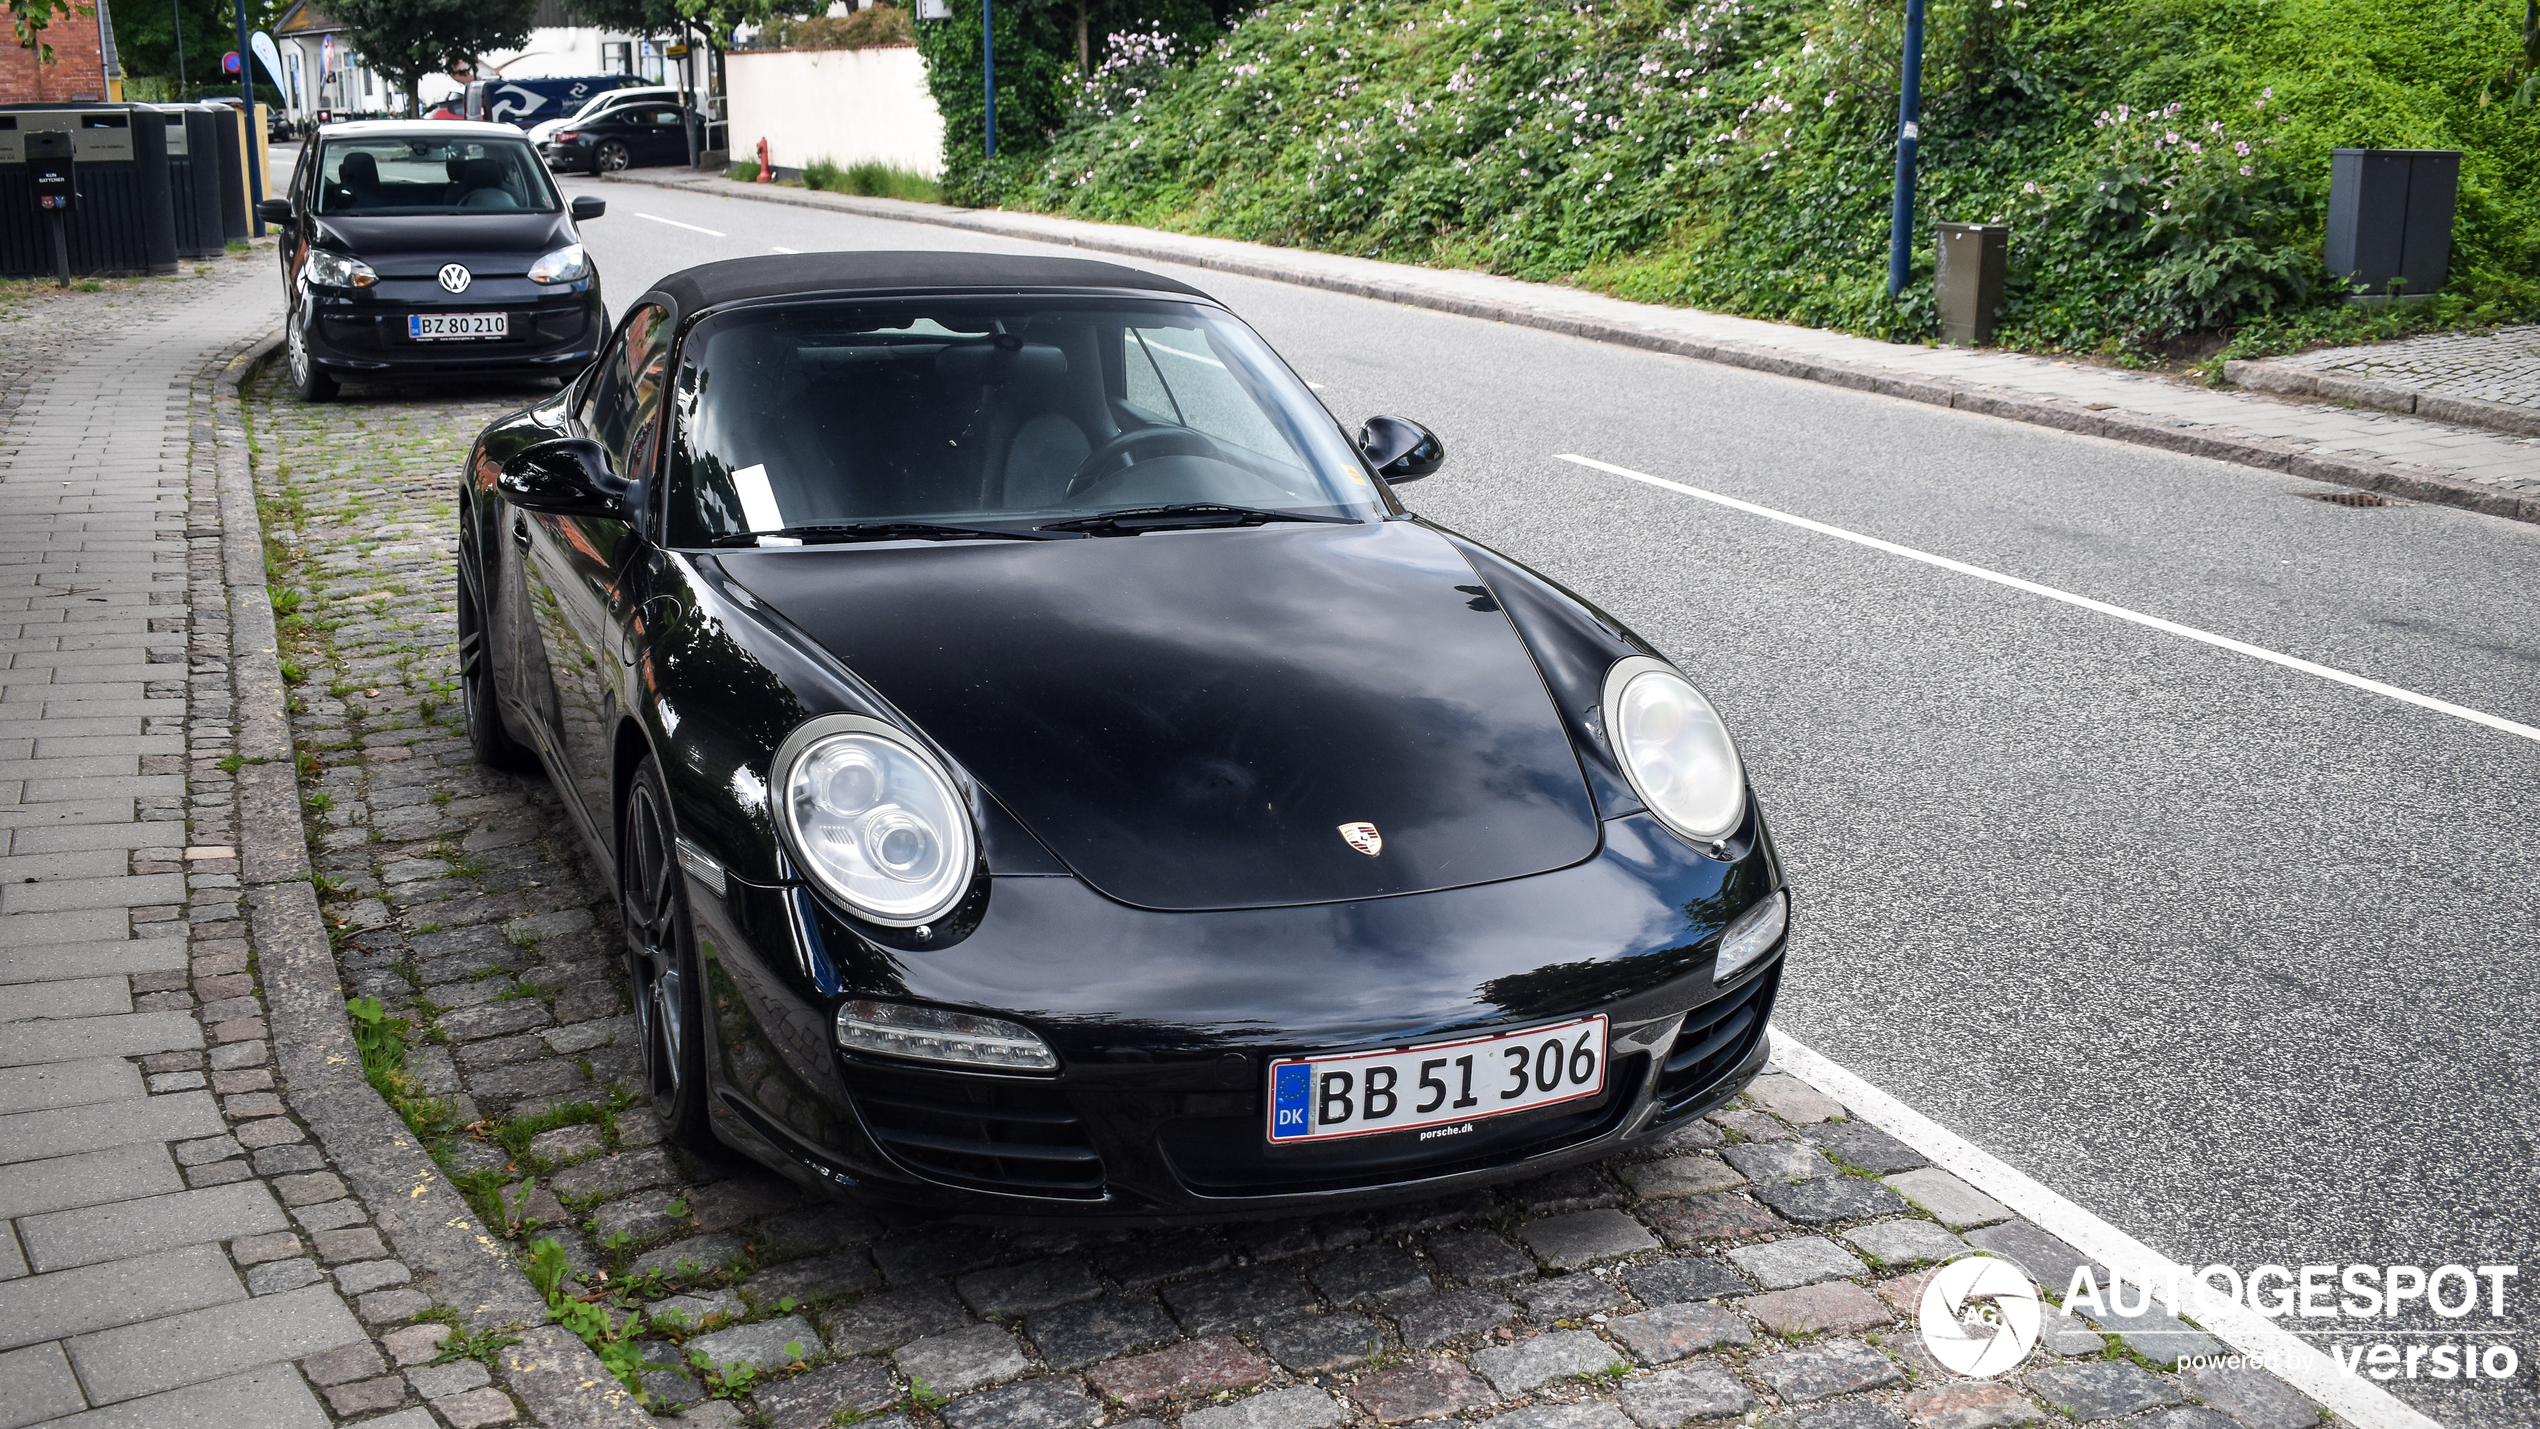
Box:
left=709, top=522, right=1050, bottom=547
left=1039, top=504, right=1358, bottom=535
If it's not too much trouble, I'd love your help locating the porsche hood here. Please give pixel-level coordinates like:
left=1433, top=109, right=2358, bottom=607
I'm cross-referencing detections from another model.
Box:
left=719, top=520, right=1603, bottom=911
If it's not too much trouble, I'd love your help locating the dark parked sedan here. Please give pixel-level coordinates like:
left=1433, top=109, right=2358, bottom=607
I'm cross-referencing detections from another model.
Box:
left=538, top=100, right=693, bottom=174
left=259, top=121, right=609, bottom=401
left=459, top=252, right=1792, bottom=1220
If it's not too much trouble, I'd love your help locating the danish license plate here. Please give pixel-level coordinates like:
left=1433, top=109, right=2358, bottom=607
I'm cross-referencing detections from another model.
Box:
left=1267, top=1015, right=1607, bottom=1144
left=409, top=312, right=507, bottom=340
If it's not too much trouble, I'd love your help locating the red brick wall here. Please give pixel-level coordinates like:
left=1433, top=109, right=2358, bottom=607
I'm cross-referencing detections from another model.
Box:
left=1, top=8, right=110, bottom=104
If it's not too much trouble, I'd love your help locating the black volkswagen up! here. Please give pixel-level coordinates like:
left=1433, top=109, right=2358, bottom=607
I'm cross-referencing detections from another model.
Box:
left=259, top=120, right=608, bottom=401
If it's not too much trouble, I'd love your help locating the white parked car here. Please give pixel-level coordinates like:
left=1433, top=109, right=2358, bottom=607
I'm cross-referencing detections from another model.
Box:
left=526, top=87, right=682, bottom=149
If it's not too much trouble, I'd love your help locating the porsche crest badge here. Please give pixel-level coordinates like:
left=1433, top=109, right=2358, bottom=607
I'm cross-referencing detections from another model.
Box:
left=1338, top=821, right=1382, bottom=856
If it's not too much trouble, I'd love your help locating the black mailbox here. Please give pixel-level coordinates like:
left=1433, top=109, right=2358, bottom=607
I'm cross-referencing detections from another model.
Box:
left=27, top=129, right=71, bottom=210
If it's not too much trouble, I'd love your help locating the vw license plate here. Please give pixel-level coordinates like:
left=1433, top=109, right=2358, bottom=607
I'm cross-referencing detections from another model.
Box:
left=409, top=312, right=507, bottom=341
left=1268, top=1015, right=1607, bottom=1144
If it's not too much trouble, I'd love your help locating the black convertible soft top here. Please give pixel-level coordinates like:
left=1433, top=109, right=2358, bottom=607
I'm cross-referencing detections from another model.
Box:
left=647, top=250, right=1213, bottom=315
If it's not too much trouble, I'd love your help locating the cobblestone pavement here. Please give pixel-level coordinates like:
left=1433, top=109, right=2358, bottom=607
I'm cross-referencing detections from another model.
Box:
left=2264, top=325, right=2540, bottom=414
left=242, top=371, right=2339, bottom=1429
left=0, top=253, right=446, bottom=1426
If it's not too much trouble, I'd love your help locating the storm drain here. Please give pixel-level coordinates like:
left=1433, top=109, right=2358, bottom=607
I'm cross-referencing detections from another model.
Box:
left=2304, top=489, right=2391, bottom=507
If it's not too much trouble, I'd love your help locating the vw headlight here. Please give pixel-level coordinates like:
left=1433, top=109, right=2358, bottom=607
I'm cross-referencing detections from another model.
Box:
left=774, top=715, right=974, bottom=926
left=835, top=1000, right=1056, bottom=1071
left=1714, top=888, right=1787, bottom=982
left=302, top=249, right=377, bottom=289
left=1601, top=655, right=1747, bottom=847
left=527, top=243, right=589, bottom=285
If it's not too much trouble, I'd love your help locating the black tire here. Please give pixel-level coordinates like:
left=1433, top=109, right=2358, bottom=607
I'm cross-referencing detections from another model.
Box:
left=456, top=557, right=539, bottom=773
left=623, top=759, right=715, bottom=1153
left=597, top=140, right=631, bottom=173
left=286, top=304, right=339, bottom=403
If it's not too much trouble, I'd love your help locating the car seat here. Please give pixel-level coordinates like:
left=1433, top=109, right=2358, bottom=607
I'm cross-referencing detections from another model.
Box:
left=451, top=156, right=520, bottom=209
left=336, top=151, right=382, bottom=208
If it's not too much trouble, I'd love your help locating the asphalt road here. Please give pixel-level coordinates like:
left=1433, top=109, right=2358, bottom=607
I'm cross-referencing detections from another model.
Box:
left=528, top=171, right=2540, bottom=1424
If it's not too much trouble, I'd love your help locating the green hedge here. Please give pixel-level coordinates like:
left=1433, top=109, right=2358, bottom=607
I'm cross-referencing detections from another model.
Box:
left=992, top=0, right=2540, bottom=357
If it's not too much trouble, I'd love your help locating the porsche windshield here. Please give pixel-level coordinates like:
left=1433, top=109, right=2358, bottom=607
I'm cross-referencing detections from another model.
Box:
left=315, top=136, right=560, bottom=215
left=664, top=298, right=1384, bottom=544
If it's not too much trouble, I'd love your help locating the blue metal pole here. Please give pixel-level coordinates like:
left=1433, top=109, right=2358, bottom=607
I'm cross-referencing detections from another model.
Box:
left=1884, top=0, right=1926, bottom=298
left=982, top=0, right=996, bottom=159
left=235, top=0, right=265, bottom=235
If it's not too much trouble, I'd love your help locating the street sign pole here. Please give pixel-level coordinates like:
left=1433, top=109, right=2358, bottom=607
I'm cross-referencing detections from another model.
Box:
left=1884, top=0, right=1926, bottom=298
left=234, top=0, right=265, bottom=235
left=982, top=0, right=995, bottom=159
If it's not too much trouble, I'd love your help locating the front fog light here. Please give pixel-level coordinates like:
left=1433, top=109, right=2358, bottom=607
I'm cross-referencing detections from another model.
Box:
left=835, top=1000, right=1058, bottom=1071
left=1715, top=888, right=1788, bottom=983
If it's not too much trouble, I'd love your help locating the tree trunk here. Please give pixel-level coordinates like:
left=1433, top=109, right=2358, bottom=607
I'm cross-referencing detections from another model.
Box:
left=1075, top=0, right=1088, bottom=76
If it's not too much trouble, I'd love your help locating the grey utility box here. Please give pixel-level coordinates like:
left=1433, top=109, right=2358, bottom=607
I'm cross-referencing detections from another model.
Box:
left=2326, top=149, right=2458, bottom=300
left=1935, top=222, right=2008, bottom=346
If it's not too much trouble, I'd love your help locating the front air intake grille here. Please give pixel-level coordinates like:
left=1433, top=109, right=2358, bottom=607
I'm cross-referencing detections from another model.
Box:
left=845, top=1064, right=1105, bottom=1199
left=1654, top=961, right=1782, bottom=1114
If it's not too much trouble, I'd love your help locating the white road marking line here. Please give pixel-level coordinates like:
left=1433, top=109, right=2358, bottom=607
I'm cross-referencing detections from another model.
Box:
left=1306, top=380, right=1328, bottom=390
left=1556, top=453, right=2540, bottom=747
left=769, top=245, right=801, bottom=254
left=1768, top=1030, right=2445, bottom=1429
left=636, top=213, right=725, bottom=237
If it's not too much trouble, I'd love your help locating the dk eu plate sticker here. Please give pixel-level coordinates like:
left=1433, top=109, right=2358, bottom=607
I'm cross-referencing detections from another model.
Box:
left=1271, top=1062, right=1313, bottom=1141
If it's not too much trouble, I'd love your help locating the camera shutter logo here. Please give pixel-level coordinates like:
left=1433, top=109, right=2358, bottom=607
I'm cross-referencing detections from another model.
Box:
left=1920, top=1255, right=2042, bottom=1378
left=438, top=263, right=473, bottom=294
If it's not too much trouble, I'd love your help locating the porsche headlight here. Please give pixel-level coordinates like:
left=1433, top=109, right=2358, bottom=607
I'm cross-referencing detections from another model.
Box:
left=1601, top=655, right=1747, bottom=847
left=1715, top=888, right=1787, bottom=982
left=774, top=715, right=974, bottom=926
left=302, top=249, right=377, bottom=289
left=527, top=243, right=589, bottom=285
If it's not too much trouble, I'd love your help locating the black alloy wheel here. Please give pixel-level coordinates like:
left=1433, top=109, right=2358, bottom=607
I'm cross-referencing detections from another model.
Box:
left=286, top=301, right=338, bottom=402
left=597, top=140, right=632, bottom=173
left=624, top=757, right=713, bottom=1150
left=455, top=556, right=538, bottom=773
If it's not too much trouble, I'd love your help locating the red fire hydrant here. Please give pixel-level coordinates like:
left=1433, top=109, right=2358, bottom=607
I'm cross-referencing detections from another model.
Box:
left=755, top=138, right=773, bottom=184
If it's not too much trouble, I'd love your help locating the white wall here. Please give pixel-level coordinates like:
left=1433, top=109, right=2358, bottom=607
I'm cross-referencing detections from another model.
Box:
left=725, top=45, right=941, bottom=177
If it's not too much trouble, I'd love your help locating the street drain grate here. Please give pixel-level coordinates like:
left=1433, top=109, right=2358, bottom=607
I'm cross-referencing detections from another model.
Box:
left=2305, top=490, right=2390, bottom=507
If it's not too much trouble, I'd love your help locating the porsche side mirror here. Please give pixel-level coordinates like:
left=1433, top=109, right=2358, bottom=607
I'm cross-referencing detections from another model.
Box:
left=255, top=198, right=294, bottom=225
left=1359, top=415, right=1445, bottom=481
left=571, top=195, right=606, bottom=221
left=501, top=438, right=633, bottom=520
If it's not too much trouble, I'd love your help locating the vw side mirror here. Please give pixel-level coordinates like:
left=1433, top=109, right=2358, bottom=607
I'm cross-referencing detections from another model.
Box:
left=1359, top=415, right=1445, bottom=481
left=255, top=198, right=294, bottom=225
left=571, top=195, right=606, bottom=221
left=501, top=438, right=633, bottom=520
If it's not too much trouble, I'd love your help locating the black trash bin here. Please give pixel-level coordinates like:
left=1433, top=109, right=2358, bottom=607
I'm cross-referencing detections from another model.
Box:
left=0, top=104, right=180, bottom=278
left=209, top=103, right=250, bottom=243
left=158, top=105, right=226, bottom=260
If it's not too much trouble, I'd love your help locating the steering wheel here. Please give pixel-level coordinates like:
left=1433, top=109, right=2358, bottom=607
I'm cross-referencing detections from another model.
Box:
left=1062, top=425, right=1222, bottom=499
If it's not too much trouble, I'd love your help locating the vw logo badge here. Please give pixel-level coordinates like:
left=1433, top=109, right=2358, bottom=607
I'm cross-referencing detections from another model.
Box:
left=1338, top=821, right=1382, bottom=856
left=437, top=263, right=473, bottom=294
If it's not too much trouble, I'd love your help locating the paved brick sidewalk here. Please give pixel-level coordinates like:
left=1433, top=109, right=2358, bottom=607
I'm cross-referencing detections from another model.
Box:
left=245, top=371, right=2346, bottom=1429
left=611, top=171, right=2540, bottom=515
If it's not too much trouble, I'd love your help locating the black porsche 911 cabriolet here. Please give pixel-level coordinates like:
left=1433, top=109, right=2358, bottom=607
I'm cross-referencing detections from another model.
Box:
left=458, top=251, right=1791, bottom=1219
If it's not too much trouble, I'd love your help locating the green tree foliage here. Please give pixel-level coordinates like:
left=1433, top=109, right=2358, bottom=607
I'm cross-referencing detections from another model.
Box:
left=107, top=0, right=282, bottom=96
left=327, top=0, right=540, bottom=110
left=1004, top=0, right=2540, bottom=356
left=11, top=0, right=90, bottom=67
